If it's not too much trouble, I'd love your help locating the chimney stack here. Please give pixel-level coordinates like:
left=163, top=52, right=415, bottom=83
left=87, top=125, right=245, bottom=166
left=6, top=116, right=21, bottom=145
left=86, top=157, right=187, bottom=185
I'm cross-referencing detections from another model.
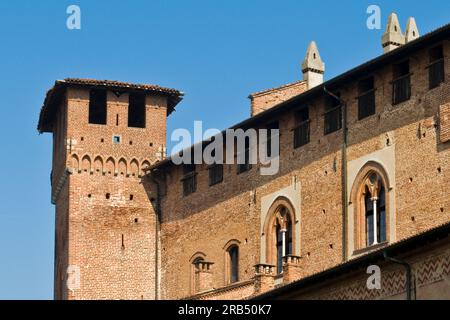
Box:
left=382, top=13, right=405, bottom=53
left=302, top=41, right=325, bottom=89
left=405, top=17, right=420, bottom=43
left=382, top=13, right=420, bottom=53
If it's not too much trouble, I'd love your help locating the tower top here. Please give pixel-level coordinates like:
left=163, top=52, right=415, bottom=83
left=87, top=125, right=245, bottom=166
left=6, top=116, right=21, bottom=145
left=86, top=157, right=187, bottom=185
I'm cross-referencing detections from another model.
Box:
left=301, top=41, right=325, bottom=74
left=405, top=17, right=420, bottom=43
left=382, top=13, right=405, bottom=53
left=37, top=78, right=183, bottom=133
left=302, top=41, right=325, bottom=89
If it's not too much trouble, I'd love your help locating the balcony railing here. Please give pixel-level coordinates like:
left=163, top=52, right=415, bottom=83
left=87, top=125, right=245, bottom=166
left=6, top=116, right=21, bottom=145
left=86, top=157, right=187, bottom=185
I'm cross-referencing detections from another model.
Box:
left=428, top=58, right=445, bottom=89
left=392, top=73, right=411, bottom=105
left=293, top=120, right=310, bottom=148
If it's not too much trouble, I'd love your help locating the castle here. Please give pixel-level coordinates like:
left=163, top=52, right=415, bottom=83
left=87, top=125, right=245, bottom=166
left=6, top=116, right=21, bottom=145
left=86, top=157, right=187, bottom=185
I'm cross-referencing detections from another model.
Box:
left=39, top=14, right=450, bottom=300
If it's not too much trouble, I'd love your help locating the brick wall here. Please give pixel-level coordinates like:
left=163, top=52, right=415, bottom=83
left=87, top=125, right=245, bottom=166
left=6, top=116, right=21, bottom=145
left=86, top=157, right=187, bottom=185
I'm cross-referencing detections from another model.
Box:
left=53, top=87, right=167, bottom=299
left=158, top=41, right=450, bottom=299
left=249, top=81, right=307, bottom=116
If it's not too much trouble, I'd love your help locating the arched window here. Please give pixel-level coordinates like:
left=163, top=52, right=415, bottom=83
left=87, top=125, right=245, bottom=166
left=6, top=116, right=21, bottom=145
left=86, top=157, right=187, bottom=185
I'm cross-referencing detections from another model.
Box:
left=228, top=246, right=239, bottom=283
left=353, top=166, right=390, bottom=249
left=264, top=197, right=297, bottom=274
left=224, top=240, right=241, bottom=285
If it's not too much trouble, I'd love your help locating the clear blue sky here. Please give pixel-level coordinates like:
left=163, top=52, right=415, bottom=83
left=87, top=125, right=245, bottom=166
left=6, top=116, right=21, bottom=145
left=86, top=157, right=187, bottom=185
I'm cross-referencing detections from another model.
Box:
left=0, top=0, right=448, bottom=300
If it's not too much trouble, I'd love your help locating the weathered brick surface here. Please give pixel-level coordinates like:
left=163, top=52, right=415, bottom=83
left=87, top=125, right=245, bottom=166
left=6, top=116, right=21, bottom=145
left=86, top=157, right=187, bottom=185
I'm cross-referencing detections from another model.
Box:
left=51, top=88, right=167, bottom=300
left=440, top=102, right=450, bottom=142
left=249, top=80, right=307, bottom=116
left=159, top=42, right=450, bottom=299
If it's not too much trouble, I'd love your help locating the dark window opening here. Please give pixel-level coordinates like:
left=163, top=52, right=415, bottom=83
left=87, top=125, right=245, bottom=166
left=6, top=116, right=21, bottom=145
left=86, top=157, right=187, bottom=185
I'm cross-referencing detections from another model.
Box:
left=324, top=93, right=342, bottom=135
left=128, top=93, right=146, bottom=128
left=266, top=121, right=279, bottom=158
left=209, top=163, right=223, bottom=186
left=294, top=107, right=310, bottom=148
left=358, top=77, right=376, bottom=120
left=182, top=164, right=197, bottom=196
left=89, top=90, right=107, bottom=125
left=428, top=45, right=445, bottom=89
left=392, top=60, right=411, bottom=105
left=237, top=137, right=252, bottom=174
left=113, top=135, right=121, bottom=144
left=229, top=246, right=239, bottom=283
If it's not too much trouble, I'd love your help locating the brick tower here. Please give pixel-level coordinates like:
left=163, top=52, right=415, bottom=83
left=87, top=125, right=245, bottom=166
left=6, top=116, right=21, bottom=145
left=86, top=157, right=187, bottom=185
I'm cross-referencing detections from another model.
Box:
left=38, top=79, right=183, bottom=300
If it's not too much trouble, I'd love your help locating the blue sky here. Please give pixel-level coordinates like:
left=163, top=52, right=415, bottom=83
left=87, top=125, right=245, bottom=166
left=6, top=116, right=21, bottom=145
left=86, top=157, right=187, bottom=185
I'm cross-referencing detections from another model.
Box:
left=0, top=0, right=448, bottom=300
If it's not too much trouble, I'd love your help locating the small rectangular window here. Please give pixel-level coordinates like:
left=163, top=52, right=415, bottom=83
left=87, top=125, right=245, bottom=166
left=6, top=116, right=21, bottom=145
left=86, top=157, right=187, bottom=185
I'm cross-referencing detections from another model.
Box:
left=182, top=164, right=197, bottom=196
left=358, top=77, right=376, bottom=120
left=128, top=93, right=146, bottom=128
left=294, top=107, right=310, bottom=148
left=113, top=135, right=121, bottom=144
left=392, top=60, right=411, bottom=105
left=428, top=45, right=445, bottom=89
left=209, top=163, right=223, bottom=186
left=324, top=93, right=342, bottom=135
left=89, top=90, right=107, bottom=125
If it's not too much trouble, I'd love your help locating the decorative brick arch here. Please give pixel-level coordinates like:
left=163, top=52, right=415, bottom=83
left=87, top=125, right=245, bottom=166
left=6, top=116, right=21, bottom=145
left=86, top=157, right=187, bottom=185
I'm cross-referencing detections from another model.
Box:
left=263, top=196, right=297, bottom=267
left=118, top=158, right=127, bottom=176
left=93, top=156, right=103, bottom=174
left=105, top=157, right=115, bottom=175
left=70, top=154, right=79, bottom=171
left=81, top=155, right=91, bottom=173
left=129, top=159, right=139, bottom=177
left=350, top=161, right=391, bottom=250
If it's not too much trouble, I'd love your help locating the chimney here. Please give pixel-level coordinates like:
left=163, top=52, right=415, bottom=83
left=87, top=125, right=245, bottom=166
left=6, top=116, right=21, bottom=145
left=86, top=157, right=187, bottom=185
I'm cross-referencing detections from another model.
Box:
left=405, top=17, right=420, bottom=43
left=302, top=41, right=325, bottom=89
left=382, top=13, right=405, bottom=53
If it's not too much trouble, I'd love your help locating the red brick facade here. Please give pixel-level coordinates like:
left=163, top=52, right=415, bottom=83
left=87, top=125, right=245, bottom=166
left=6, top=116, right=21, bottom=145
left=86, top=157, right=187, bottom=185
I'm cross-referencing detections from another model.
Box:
left=39, top=26, right=450, bottom=300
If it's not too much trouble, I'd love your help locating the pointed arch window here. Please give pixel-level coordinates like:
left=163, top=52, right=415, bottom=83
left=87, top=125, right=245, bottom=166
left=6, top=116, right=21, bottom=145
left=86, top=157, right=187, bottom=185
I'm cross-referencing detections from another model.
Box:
left=352, top=165, right=391, bottom=250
